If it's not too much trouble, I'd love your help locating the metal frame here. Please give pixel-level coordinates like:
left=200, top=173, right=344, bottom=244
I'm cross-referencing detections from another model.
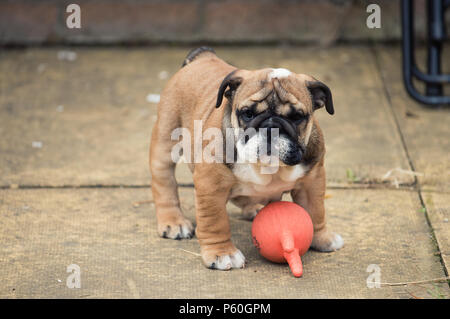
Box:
left=401, top=0, right=450, bottom=105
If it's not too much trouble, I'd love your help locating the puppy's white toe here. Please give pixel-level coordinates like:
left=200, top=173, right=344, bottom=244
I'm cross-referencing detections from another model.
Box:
left=230, top=250, right=246, bottom=268
left=311, top=231, right=344, bottom=252
left=180, top=223, right=195, bottom=238
left=329, top=233, right=344, bottom=251
left=217, top=255, right=232, bottom=270
left=209, top=250, right=246, bottom=270
left=159, top=218, right=195, bottom=240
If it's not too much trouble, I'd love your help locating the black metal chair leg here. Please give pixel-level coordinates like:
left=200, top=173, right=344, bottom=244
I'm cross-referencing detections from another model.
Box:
left=426, top=0, right=444, bottom=96
left=401, top=0, right=450, bottom=106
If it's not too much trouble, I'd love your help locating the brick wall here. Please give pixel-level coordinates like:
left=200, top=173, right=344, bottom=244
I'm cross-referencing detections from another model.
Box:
left=0, top=0, right=437, bottom=45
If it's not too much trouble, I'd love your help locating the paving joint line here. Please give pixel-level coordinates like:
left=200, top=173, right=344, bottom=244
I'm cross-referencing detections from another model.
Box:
left=0, top=183, right=422, bottom=191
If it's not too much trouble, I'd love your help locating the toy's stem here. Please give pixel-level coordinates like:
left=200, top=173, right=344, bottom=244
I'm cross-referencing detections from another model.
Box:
left=281, top=230, right=303, bottom=278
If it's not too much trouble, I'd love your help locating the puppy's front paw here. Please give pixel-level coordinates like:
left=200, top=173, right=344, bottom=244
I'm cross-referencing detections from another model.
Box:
left=201, top=244, right=246, bottom=270
left=311, top=229, right=344, bottom=252
left=157, top=216, right=195, bottom=240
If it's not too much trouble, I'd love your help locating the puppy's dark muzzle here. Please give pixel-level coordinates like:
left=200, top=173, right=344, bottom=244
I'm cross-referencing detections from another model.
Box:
left=257, top=116, right=297, bottom=141
left=255, top=116, right=302, bottom=166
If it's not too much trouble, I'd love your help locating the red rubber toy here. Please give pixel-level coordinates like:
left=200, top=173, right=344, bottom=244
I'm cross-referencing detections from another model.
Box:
left=252, top=201, right=313, bottom=277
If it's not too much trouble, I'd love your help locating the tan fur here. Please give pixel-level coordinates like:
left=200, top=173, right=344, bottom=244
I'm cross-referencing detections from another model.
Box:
left=150, top=50, right=342, bottom=270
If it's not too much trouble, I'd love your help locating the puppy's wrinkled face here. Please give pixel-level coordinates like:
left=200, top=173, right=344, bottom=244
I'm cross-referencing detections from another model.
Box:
left=216, top=68, right=334, bottom=166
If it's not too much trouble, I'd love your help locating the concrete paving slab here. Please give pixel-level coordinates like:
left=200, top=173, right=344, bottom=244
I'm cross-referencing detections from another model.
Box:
left=0, top=187, right=448, bottom=298
left=421, top=191, right=450, bottom=275
left=0, top=48, right=180, bottom=187
left=375, top=46, right=450, bottom=192
left=0, top=47, right=413, bottom=187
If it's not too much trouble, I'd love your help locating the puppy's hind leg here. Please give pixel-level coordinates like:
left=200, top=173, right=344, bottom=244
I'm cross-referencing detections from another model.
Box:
left=231, top=197, right=264, bottom=221
left=150, top=120, right=195, bottom=240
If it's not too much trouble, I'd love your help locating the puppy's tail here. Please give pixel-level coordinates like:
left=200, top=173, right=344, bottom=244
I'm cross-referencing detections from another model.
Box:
left=181, top=47, right=216, bottom=67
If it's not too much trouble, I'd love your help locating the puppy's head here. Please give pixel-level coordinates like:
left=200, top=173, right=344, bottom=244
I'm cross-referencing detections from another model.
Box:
left=216, top=68, right=333, bottom=166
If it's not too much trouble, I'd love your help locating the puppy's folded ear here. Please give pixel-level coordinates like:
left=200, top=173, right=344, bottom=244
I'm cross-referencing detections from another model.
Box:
left=216, top=70, right=243, bottom=108
left=306, top=80, right=334, bottom=115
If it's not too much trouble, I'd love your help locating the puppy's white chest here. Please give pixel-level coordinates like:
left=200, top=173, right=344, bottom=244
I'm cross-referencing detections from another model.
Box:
left=230, top=163, right=307, bottom=199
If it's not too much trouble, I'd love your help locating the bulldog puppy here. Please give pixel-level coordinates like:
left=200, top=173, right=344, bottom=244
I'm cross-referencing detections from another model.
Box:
left=150, top=47, right=343, bottom=270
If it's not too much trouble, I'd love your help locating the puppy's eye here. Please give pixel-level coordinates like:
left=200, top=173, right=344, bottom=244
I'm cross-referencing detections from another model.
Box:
left=241, top=109, right=255, bottom=122
left=290, top=112, right=307, bottom=123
